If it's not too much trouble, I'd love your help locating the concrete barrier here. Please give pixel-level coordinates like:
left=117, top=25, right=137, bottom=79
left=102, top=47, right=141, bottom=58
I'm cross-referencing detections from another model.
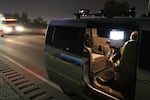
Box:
left=31, top=29, right=46, bottom=34
left=25, top=28, right=46, bottom=35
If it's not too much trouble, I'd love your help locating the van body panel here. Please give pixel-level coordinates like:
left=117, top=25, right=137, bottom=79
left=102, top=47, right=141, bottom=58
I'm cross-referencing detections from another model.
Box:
left=45, top=42, right=83, bottom=94
left=135, top=29, right=150, bottom=100
left=44, top=17, right=150, bottom=100
left=135, top=69, right=150, bottom=100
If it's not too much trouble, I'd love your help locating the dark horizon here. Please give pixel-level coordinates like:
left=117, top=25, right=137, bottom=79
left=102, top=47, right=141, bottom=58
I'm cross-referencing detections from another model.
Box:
left=0, top=0, right=149, bottom=21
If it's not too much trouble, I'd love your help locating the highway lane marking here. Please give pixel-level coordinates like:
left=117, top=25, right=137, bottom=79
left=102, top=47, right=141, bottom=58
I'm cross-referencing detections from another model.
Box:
left=4, top=38, right=43, bottom=51
left=7, top=34, right=45, bottom=45
left=0, top=52, right=63, bottom=92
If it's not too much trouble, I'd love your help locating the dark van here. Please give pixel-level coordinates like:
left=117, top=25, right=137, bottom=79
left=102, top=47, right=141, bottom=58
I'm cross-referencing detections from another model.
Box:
left=44, top=17, right=150, bottom=100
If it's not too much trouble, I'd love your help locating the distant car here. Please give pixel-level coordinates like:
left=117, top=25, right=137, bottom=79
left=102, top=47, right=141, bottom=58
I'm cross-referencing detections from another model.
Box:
left=0, top=13, right=7, bottom=37
left=44, top=15, right=150, bottom=100
left=4, top=18, right=24, bottom=34
left=0, top=14, right=25, bottom=36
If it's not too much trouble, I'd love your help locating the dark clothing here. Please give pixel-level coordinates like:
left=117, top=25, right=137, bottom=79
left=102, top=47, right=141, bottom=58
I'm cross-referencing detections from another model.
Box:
left=112, top=51, right=122, bottom=63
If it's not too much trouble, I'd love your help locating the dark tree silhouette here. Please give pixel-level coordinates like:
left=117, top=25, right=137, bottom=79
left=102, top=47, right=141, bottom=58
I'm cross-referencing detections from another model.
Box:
left=31, top=17, right=47, bottom=28
left=14, top=13, right=21, bottom=19
left=20, top=12, right=31, bottom=25
left=4, top=12, right=47, bottom=28
left=104, top=0, right=135, bottom=17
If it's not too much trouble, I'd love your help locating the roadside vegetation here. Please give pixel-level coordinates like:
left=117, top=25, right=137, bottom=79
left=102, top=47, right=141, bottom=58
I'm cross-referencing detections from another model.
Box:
left=4, top=12, right=47, bottom=29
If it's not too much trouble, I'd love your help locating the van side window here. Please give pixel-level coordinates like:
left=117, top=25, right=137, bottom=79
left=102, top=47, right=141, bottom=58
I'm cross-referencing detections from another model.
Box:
left=45, top=26, right=54, bottom=45
left=46, top=26, right=85, bottom=56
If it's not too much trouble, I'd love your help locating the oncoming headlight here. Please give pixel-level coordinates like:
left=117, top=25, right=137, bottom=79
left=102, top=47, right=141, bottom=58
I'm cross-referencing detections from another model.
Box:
left=5, top=27, right=13, bottom=33
left=15, top=26, right=24, bottom=32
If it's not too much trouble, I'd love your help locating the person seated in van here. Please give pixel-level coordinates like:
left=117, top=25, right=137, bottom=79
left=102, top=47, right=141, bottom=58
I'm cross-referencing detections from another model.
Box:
left=109, top=31, right=138, bottom=66
left=98, top=31, right=138, bottom=85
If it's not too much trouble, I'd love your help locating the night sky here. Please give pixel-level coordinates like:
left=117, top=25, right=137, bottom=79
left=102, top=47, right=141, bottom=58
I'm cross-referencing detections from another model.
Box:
left=0, top=0, right=149, bottom=21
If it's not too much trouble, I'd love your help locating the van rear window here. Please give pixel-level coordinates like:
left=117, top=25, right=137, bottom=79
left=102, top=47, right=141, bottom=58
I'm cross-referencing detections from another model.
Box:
left=46, top=26, right=85, bottom=56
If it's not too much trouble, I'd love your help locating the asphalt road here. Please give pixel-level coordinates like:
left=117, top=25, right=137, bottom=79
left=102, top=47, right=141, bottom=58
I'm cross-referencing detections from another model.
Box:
left=0, top=33, right=96, bottom=100
left=0, top=33, right=75, bottom=100
left=0, top=33, right=48, bottom=79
